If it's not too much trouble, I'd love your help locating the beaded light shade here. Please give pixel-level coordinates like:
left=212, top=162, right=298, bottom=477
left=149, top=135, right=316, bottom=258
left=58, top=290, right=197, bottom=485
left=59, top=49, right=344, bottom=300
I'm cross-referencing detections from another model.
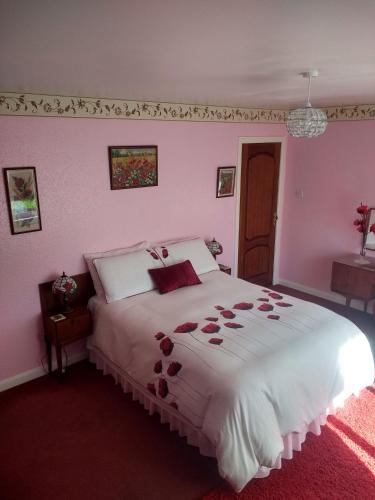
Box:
left=286, top=71, right=327, bottom=138
left=52, top=272, right=77, bottom=312
left=206, top=238, right=223, bottom=259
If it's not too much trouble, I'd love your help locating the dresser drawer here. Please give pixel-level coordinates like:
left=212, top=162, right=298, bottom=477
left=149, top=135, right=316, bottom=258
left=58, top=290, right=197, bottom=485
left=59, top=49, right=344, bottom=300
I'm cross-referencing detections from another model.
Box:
left=331, top=261, right=375, bottom=299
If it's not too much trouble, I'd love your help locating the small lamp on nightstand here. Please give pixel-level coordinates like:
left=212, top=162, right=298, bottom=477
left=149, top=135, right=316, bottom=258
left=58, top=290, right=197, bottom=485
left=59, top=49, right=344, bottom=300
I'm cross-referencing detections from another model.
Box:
left=206, top=238, right=223, bottom=260
left=52, top=272, right=78, bottom=313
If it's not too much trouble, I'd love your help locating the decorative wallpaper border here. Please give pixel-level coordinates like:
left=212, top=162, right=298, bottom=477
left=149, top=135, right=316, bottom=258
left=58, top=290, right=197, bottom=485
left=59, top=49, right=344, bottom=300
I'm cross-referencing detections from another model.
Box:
left=1, top=92, right=375, bottom=123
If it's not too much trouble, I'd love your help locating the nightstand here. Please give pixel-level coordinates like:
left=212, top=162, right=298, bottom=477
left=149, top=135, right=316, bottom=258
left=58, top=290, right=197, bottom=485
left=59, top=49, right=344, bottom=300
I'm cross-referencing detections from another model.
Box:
left=219, top=264, right=231, bottom=275
left=43, top=305, right=92, bottom=380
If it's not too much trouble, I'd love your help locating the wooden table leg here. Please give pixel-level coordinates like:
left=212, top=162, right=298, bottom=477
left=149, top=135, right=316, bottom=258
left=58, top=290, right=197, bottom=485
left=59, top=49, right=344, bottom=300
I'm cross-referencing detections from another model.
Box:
left=55, top=344, right=63, bottom=382
left=45, top=336, right=52, bottom=374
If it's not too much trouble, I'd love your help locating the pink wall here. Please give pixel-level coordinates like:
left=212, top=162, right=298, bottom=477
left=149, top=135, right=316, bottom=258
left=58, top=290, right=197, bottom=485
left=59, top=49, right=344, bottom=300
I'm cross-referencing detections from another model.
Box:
left=0, top=116, right=285, bottom=382
left=279, top=120, right=375, bottom=292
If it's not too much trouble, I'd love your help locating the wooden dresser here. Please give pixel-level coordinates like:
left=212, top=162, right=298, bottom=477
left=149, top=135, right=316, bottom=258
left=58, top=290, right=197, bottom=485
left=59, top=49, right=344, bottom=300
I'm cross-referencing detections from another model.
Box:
left=331, top=255, right=375, bottom=312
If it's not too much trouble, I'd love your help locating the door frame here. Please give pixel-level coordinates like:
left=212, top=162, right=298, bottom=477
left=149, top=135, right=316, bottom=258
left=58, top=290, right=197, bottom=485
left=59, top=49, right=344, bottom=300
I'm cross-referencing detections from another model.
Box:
left=233, top=136, right=287, bottom=284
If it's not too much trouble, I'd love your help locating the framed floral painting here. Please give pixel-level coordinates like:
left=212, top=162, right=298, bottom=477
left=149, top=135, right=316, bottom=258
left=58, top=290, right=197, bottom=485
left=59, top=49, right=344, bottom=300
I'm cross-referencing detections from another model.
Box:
left=216, top=166, right=236, bottom=198
left=108, top=145, right=158, bottom=189
left=3, top=167, right=42, bottom=234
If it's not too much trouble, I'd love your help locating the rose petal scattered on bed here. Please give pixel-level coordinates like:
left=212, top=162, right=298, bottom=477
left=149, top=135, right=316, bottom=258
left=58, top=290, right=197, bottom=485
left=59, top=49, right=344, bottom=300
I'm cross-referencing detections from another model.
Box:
left=276, top=302, right=293, bottom=307
left=209, top=338, right=223, bottom=345
left=258, top=303, right=274, bottom=312
left=147, top=249, right=160, bottom=260
left=158, top=378, right=169, bottom=398
left=174, top=322, right=198, bottom=333
left=257, top=298, right=270, bottom=302
left=169, top=401, right=179, bottom=410
left=224, top=322, right=244, bottom=329
left=155, top=332, right=165, bottom=340
left=201, top=323, right=221, bottom=334
left=267, top=314, right=280, bottom=320
left=268, top=292, right=283, bottom=300
left=167, top=361, right=182, bottom=376
left=233, top=302, right=253, bottom=310
left=147, top=382, right=156, bottom=395
left=215, top=305, right=225, bottom=310
left=205, top=316, right=218, bottom=322
left=262, top=289, right=271, bottom=293
left=160, top=337, right=174, bottom=356
left=154, top=360, right=162, bottom=373
left=220, top=310, right=235, bottom=319
left=162, top=247, right=169, bottom=258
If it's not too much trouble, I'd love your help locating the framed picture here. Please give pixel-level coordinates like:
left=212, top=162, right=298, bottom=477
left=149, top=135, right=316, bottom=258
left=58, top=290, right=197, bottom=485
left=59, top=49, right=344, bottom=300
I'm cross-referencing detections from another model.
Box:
left=108, top=145, right=158, bottom=190
left=3, top=167, right=42, bottom=235
left=216, top=166, right=236, bottom=198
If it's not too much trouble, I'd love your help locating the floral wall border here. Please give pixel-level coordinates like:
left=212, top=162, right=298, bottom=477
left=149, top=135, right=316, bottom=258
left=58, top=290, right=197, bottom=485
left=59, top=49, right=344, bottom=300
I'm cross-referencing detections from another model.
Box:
left=1, top=92, right=375, bottom=123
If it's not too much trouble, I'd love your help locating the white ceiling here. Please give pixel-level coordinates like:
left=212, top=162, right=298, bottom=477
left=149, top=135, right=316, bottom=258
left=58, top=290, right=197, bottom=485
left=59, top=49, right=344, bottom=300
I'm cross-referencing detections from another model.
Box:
left=1, top=0, right=375, bottom=109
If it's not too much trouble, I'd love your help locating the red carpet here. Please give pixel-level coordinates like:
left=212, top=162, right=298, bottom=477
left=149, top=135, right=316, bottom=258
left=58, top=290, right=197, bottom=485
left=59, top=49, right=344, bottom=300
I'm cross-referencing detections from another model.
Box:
left=204, top=385, right=375, bottom=500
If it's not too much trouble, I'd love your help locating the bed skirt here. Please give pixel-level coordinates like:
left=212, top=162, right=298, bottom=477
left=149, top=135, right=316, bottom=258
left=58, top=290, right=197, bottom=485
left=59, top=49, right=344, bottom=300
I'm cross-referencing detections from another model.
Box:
left=88, top=345, right=339, bottom=482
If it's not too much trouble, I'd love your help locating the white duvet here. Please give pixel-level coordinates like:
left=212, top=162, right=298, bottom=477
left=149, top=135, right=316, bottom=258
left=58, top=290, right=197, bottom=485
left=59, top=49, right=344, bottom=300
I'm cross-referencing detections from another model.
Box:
left=87, top=271, right=374, bottom=491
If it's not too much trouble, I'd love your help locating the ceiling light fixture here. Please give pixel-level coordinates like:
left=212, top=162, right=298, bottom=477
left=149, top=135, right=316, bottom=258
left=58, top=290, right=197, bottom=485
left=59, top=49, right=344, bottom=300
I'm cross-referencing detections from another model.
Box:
left=286, top=70, right=327, bottom=138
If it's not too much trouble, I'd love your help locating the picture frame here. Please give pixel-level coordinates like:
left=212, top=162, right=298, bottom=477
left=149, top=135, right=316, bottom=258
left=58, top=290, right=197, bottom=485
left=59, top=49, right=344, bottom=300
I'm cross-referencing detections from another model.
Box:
left=108, top=145, right=158, bottom=190
left=216, top=166, right=236, bottom=198
left=3, top=167, right=42, bottom=235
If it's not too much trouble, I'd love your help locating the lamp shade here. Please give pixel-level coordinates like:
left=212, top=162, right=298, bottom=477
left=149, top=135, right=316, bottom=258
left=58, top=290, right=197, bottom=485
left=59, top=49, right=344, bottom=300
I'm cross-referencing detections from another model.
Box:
left=206, top=238, right=223, bottom=257
left=52, top=272, right=77, bottom=297
left=286, top=105, right=327, bottom=138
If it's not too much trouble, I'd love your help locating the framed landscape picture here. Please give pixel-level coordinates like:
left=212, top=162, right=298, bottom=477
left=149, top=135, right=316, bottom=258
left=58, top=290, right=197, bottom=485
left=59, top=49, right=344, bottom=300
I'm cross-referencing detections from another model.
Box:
left=108, top=145, right=158, bottom=190
left=3, top=167, right=42, bottom=234
left=216, top=166, right=236, bottom=198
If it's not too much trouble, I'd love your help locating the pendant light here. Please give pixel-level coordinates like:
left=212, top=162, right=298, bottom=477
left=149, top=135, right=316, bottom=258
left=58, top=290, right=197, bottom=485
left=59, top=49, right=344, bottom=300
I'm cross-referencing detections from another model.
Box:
left=286, top=70, right=327, bottom=138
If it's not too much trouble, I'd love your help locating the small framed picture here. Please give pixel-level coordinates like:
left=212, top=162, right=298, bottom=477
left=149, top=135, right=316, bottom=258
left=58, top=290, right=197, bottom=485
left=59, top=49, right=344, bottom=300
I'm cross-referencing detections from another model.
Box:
left=3, top=167, right=42, bottom=234
left=108, top=145, right=158, bottom=190
left=216, top=166, right=236, bottom=198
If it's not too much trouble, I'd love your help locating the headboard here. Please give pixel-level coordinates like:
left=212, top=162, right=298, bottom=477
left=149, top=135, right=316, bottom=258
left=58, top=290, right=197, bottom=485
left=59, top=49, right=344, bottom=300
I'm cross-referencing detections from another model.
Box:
left=38, top=272, right=95, bottom=315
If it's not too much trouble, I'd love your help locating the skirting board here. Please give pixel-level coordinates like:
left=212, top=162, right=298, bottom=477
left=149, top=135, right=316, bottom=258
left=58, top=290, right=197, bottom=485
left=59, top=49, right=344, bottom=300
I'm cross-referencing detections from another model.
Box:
left=277, top=279, right=372, bottom=313
left=0, top=351, right=88, bottom=393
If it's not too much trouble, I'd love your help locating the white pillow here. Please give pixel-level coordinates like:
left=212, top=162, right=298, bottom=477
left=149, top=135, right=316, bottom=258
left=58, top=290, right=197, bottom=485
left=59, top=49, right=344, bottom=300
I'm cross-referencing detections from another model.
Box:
left=154, top=238, right=219, bottom=275
left=84, top=241, right=149, bottom=299
left=93, top=248, right=164, bottom=303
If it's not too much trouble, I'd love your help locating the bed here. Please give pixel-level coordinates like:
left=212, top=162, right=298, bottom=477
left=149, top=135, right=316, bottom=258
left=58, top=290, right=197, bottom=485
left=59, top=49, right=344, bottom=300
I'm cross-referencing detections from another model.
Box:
left=84, top=239, right=374, bottom=492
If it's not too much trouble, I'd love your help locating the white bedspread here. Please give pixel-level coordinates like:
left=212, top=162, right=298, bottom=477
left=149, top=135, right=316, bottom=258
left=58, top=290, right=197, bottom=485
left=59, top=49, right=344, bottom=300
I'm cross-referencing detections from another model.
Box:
left=87, top=271, right=374, bottom=491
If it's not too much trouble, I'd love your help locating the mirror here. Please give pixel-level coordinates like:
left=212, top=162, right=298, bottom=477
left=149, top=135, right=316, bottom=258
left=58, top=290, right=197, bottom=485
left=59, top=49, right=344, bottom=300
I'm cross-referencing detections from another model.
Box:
left=365, top=207, right=375, bottom=250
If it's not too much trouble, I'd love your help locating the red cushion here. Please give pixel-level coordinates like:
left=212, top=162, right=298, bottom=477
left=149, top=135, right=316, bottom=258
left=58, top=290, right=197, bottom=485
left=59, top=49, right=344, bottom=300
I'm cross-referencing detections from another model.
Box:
left=148, top=260, right=201, bottom=294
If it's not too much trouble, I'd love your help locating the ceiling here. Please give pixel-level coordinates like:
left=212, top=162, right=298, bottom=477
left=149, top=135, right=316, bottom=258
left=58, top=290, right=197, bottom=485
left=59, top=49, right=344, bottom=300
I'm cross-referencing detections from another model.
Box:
left=1, top=0, right=375, bottom=109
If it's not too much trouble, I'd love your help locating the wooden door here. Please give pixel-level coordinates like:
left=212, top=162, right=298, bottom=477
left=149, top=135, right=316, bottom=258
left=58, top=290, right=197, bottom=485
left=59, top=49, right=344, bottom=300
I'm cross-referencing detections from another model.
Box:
left=237, top=142, right=280, bottom=285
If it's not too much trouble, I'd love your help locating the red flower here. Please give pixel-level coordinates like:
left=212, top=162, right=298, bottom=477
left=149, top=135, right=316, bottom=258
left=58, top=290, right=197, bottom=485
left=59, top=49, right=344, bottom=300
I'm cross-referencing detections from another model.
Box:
left=147, top=382, right=156, bottom=395
left=170, top=401, right=179, bottom=410
left=353, top=219, right=362, bottom=226
left=201, top=323, right=221, bottom=334
left=154, top=360, right=162, bottom=373
left=258, top=303, right=273, bottom=312
left=174, top=322, right=198, bottom=333
left=167, top=362, right=182, bottom=376
left=155, top=332, right=165, bottom=340
left=224, top=322, right=244, bottom=329
left=209, top=338, right=223, bottom=345
left=268, top=292, right=283, bottom=300
left=267, top=314, right=280, bottom=320
left=162, top=247, right=169, bottom=258
left=215, top=305, right=225, bottom=310
left=257, top=298, right=269, bottom=302
left=233, top=302, right=253, bottom=310
left=160, top=337, right=174, bottom=356
left=371, top=223, right=375, bottom=233
left=220, top=310, right=235, bottom=319
left=357, top=204, right=368, bottom=215
left=158, top=378, right=169, bottom=398
left=276, top=302, right=293, bottom=307
left=205, top=316, right=218, bottom=322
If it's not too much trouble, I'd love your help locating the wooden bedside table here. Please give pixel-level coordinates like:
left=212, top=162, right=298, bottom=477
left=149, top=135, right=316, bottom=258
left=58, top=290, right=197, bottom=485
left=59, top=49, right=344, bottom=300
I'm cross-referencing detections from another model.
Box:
left=43, top=306, right=92, bottom=380
left=219, top=264, right=231, bottom=275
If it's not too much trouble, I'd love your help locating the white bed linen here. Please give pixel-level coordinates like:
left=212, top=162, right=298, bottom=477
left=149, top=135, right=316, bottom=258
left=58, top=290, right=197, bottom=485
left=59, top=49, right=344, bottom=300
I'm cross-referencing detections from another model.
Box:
left=87, top=271, right=374, bottom=491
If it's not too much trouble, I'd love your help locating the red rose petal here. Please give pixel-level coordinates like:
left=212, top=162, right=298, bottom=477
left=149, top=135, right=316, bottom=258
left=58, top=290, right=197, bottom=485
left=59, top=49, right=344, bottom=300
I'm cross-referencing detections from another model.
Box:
left=224, top=322, right=244, bottom=329
left=147, top=382, right=156, bottom=395
left=262, top=289, right=271, bottom=293
left=160, top=337, right=174, bottom=356
left=220, top=310, right=235, bottom=319
left=276, top=302, right=293, bottom=307
left=257, top=298, right=269, bottom=302
left=174, top=322, right=198, bottom=333
left=167, top=361, right=182, bottom=376
left=201, top=323, right=221, bottom=334
left=268, top=292, right=283, bottom=300
left=233, top=302, right=253, bottom=310
left=162, top=247, right=169, bottom=258
left=267, top=314, right=280, bottom=320
left=215, top=305, right=225, bottom=310
left=155, top=332, right=165, bottom=340
left=258, top=303, right=274, bottom=312
left=154, top=360, right=162, bottom=373
left=158, top=378, right=169, bottom=398
left=209, top=338, right=223, bottom=345
left=205, top=316, right=218, bottom=322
